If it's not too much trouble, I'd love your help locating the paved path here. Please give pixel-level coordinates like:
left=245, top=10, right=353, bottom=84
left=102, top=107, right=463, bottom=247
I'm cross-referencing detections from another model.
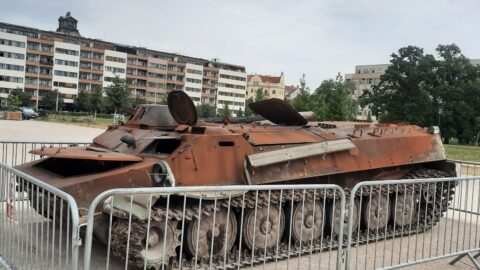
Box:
left=0, top=119, right=103, bottom=142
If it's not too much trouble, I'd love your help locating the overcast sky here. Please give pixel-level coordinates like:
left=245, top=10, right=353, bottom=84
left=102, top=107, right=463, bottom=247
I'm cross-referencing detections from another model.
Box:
left=2, top=0, right=479, bottom=88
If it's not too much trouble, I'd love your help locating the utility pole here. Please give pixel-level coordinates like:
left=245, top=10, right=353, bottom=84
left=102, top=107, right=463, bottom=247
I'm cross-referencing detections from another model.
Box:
left=36, top=64, right=40, bottom=110
left=55, top=89, right=59, bottom=111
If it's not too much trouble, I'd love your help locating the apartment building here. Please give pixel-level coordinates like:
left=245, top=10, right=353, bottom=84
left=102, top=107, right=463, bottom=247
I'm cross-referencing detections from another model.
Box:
left=345, top=64, right=389, bottom=121
left=0, top=12, right=247, bottom=112
left=216, top=63, right=247, bottom=114
left=0, top=31, right=26, bottom=101
left=246, top=73, right=285, bottom=100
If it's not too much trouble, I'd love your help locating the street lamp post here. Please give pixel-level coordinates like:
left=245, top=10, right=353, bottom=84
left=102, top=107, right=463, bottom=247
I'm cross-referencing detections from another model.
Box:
left=36, top=64, right=40, bottom=110
left=55, top=89, right=59, bottom=111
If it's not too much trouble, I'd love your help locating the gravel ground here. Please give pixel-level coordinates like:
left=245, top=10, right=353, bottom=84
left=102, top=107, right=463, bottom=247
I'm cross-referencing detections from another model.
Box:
left=0, top=120, right=479, bottom=270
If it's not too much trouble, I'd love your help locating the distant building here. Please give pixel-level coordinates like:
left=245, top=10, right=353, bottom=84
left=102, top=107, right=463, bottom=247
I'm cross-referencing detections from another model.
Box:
left=284, top=85, right=301, bottom=100
left=345, top=59, right=480, bottom=121
left=344, top=64, right=389, bottom=121
left=246, top=72, right=285, bottom=100
left=0, top=12, right=247, bottom=114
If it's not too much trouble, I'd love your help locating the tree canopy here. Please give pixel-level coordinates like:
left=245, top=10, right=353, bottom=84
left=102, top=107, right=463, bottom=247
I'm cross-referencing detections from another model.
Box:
left=290, top=74, right=356, bottom=121
left=360, top=43, right=480, bottom=144
left=196, top=103, right=216, bottom=118
left=104, top=77, right=131, bottom=113
left=42, top=90, right=64, bottom=111
left=7, top=88, right=31, bottom=107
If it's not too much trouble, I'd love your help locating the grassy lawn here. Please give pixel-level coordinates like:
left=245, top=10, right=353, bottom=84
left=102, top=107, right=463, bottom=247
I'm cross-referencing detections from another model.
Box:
left=445, top=144, right=480, bottom=162
left=36, top=115, right=114, bottom=129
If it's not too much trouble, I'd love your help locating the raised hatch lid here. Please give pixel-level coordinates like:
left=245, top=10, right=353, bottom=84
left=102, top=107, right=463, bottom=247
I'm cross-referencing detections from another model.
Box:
left=249, top=98, right=307, bottom=126
left=30, top=146, right=143, bottom=161
left=167, top=91, right=197, bottom=125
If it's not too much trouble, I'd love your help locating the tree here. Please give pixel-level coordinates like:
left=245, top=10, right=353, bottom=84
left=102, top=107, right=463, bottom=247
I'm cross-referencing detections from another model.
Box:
left=74, top=91, right=90, bottom=111
left=7, top=88, right=31, bottom=107
left=131, top=95, right=146, bottom=108
left=236, top=108, right=244, bottom=117
left=290, top=74, right=313, bottom=113
left=89, top=85, right=104, bottom=112
left=43, top=90, right=63, bottom=111
left=360, top=43, right=480, bottom=144
left=196, top=103, right=216, bottom=118
left=104, top=77, right=131, bottom=113
left=435, top=44, right=479, bottom=144
left=313, top=74, right=357, bottom=120
left=6, top=94, right=21, bottom=107
left=156, top=93, right=167, bottom=105
left=254, top=88, right=266, bottom=102
left=360, top=46, right=438, bottom=125
left=290, top=89, right=311, bottom=112
left=218, top=104, right=232, bottom=118
left=244, top=97, right=255, bottom=117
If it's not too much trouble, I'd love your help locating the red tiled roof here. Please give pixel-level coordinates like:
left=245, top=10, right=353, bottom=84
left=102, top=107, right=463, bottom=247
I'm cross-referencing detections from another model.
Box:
left=284, top=85, right=298, bottom=94
left=248, top=74, right=281, bottom=84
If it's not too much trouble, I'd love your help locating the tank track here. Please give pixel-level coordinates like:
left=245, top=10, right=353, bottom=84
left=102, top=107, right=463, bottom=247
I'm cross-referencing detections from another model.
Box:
left=109, top=168, right=455, bottom=270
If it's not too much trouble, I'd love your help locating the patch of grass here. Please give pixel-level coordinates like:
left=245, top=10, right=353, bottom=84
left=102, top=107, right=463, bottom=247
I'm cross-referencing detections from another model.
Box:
left=36, top=114, right=114, bottom=129
left=445, top=144, right=480, bottom=162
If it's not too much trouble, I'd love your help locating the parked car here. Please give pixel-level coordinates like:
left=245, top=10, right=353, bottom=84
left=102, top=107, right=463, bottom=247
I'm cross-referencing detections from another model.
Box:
left=19, top=107, right=39, bottom=120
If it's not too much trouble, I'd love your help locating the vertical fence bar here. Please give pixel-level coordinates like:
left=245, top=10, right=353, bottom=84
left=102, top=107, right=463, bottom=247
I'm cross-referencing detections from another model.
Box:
left=0, top=162, right=80, bottom=270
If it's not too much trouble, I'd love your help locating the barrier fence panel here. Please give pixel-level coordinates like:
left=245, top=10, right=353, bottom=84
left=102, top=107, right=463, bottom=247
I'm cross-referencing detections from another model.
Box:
left=453, top=160, right=480, bottom=177
left=0, top=163, right=81, bottom=270
left=0, top=141, right=90, bottom=167
left=344, top=175, right=480, bottom=270
left=83, top=185, right=345, bottom=270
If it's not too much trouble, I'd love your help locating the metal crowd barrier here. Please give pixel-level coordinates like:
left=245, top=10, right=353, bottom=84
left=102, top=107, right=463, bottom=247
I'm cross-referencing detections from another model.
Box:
left=1, top=140, right=480, bottom=270
left=0, top=141, right=90, bottom=167
left=83, top=185, right=346, bottom=270
left=0, top=163, right=81, bottom=270
left=344, top=175, right=480, bottom=270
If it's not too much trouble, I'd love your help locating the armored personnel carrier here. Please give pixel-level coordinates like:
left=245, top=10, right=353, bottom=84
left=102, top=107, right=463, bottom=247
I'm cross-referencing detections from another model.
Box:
left=15, top=91, right=456, bottom=269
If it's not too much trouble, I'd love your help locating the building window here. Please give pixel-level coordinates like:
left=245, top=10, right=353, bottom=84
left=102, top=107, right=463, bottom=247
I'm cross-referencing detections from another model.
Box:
left=55, top=59, right=79, bottom=67
left=220, top=74, right=246, bottom=81
left=105, top=56, right=126, bottom=63
left=53, top=81, right=77, bottom=88
left=0, top=38, right=25, bottom=48
left=55, top=48, right=79, bottom=56
left=54, top=70, right=78, bottom=78
left=0, top=63, right=24, bottom=72
left=186, top=78, right=202, bottom=84
left=148, top=63, right=167, bottom=70
left=105, top=66, right=126, bottom=74
left=0, top=51, right=25, bottom=60
left=186, top=68, right=202, bottom=75
left=0, top=75, right=23, bottom=83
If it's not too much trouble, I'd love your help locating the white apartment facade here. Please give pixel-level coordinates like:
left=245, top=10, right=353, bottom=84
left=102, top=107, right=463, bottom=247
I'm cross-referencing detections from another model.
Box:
left=0, top=31, right=26, bottom=104
left=103, top=49, right=127, bottom=88
left=216, top=68, right=247, bottom=115
left=184, top=63, right=203, bottom=105
left=52, top=41, right=80, bottom=103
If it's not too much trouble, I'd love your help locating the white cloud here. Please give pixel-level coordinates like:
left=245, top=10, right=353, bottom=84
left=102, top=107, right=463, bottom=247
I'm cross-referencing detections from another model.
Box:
left=2, top=0, right=479, bottom=87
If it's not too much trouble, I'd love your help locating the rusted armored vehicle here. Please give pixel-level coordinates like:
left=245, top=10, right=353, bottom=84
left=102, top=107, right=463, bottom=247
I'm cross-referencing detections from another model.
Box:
left=15, top=91, right=456, bottom=269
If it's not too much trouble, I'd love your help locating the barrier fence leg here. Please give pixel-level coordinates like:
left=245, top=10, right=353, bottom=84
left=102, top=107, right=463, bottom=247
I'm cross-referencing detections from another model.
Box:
left=449, top=252, right=480, bottom=269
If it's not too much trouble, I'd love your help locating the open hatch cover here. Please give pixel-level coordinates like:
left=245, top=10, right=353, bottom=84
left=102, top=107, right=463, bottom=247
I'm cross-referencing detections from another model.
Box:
left=167, top=91, right=198, bottom=126
left=249, top=98, right=307, bottom=126
left=30, top=146, right=143, bottom=161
